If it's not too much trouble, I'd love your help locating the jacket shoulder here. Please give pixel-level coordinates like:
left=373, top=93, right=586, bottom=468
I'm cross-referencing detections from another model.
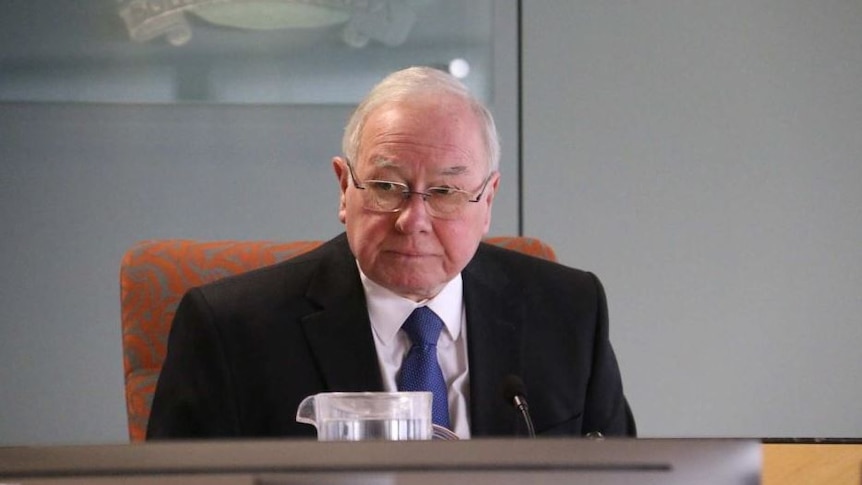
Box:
left=189, top=234, right=351, bottom=311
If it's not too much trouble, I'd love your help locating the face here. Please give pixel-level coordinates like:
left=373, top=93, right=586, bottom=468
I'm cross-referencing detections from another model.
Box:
left=333, top=93, right=500, bottom=301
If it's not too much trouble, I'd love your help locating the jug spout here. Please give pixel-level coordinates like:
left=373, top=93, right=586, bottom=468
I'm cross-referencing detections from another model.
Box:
left=295, top=394, right=318, bottom=429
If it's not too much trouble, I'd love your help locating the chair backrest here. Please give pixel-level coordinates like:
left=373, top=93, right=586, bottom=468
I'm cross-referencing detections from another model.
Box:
left=120, top=236, right=557, bottom=441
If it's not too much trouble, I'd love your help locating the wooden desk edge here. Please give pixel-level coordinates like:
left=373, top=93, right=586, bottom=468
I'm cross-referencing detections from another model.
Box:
left=762, top=443, right=862, bottom=485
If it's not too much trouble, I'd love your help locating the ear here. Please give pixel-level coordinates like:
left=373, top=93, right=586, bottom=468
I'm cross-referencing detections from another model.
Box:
left=333, top=157, right=349, bottom=224
left=481, top=172, right=501, bottom=234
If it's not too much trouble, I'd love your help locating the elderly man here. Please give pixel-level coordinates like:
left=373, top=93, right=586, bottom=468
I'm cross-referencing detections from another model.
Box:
left=147, top=66, right=634, bottom=439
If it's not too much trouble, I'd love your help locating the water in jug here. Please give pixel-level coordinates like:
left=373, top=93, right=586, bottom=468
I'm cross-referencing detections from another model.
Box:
left=296, top=391, right=434, bottom=441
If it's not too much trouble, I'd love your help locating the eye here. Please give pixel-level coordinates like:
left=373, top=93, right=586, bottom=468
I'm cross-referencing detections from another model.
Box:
left=427, top=186, right=460, bottom=197
left=368, top=181, right=404, bottom=192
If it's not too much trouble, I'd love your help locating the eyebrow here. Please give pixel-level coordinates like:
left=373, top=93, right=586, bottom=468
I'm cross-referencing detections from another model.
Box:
left=370, top=157, right=398, bottom=169
left=441, top=166, right=469, bottom=176
left=370, top=157, right=471, bottom=177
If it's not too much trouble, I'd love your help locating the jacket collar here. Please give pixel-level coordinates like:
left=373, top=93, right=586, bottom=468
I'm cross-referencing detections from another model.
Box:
left=463, top=243, right=524, bottom=436
left=299, top=234, right=384, bottom=392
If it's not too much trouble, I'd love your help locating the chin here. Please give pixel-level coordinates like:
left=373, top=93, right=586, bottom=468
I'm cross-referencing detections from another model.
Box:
left=384, top=277, right=442, bottom=300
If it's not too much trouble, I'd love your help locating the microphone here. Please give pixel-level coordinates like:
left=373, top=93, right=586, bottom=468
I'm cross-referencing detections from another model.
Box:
left=502, top=374, right=536, bottom=438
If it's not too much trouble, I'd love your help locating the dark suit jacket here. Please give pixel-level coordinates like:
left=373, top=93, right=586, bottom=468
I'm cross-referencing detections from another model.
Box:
left=147, top=233, right=635, bottom=439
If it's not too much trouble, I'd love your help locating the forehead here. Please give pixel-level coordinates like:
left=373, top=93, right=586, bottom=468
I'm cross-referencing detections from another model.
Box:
left=356, top=95, right=488, bottom=174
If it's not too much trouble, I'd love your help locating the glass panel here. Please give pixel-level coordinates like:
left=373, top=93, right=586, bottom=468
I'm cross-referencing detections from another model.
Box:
left=0, top=0, right=494, bottom=104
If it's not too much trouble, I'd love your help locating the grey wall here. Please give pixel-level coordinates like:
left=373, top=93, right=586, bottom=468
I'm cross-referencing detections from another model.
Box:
left=1, top=103, right=344, bottom=445
left=522, top=1, right=862, bottom=437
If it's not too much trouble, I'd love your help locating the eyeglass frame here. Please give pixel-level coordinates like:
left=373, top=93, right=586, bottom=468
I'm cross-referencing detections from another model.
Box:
left=344, top=159, right=495, bottom=218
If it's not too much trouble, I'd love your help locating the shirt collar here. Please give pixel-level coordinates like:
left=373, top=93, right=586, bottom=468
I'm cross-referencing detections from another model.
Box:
left=359, top=263, right=463, bottom=346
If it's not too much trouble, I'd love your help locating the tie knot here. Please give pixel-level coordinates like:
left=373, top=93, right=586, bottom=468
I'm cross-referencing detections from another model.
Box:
left=401, top=306, right=444, bottom=346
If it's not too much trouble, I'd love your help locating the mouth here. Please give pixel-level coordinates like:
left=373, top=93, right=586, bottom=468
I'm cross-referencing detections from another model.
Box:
left=385, top=249, right=437, bottom=259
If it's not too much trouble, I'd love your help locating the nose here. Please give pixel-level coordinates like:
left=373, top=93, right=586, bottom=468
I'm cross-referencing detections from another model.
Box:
left=394, top=192, right=433, bottom=233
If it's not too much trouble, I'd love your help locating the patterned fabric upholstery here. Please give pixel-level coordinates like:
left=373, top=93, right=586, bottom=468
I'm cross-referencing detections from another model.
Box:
left=120, top=237, right=557, bottom=442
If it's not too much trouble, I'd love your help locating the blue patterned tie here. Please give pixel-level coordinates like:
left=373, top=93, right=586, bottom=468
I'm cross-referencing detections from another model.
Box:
left=397, top=306, right=451, bottom=429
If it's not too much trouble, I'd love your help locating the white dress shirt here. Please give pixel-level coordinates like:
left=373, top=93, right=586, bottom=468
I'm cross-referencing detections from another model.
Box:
left=359, top=267, right=472, bottom=439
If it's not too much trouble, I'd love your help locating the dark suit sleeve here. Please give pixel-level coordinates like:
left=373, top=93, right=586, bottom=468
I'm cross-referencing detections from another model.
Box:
left=582, top=273, right=636, bottom=437
left=146, top=288, right=240, bottom=439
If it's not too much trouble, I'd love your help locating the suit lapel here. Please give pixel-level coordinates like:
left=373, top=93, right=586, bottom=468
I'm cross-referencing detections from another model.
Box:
left=463, top=245, right=524, bottom=436
left=299, top=235, right=384, bottom=393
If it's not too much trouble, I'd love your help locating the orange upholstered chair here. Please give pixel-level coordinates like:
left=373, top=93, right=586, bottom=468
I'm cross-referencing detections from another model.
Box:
left=120, top=237, right=557, bottom=442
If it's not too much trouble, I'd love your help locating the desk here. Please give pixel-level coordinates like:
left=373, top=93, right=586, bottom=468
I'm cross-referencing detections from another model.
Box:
left=763, top=443, right=862, bottom=485
left=0, top=438, right=759, bottom=484
left=4, top=439, right=862, bottom=484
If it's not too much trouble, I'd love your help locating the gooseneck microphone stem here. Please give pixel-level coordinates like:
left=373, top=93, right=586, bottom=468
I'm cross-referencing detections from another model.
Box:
left=513, top=395, right=536, bottom=438
left=502, top=374, right=537, bottom=438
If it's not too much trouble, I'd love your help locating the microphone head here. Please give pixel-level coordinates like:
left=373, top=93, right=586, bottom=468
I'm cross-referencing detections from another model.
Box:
left=501, top=374, right=527, bottom=405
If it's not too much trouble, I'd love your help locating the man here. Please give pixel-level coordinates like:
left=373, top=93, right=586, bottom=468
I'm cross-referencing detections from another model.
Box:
left=147, top=66, right=635, bottom=439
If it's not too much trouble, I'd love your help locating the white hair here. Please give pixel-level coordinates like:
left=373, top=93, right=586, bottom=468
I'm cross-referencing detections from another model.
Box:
left=342, top=66, right=500, bottom=172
